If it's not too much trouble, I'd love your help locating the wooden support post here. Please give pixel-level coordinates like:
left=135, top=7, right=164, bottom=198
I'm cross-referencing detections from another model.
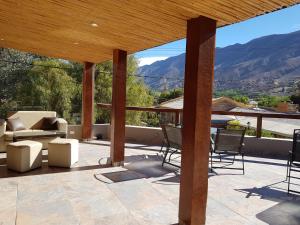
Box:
left=110, top=49, right=127, bottom=166
left=256, top=115, right=263, bottom=138
left=82, top=62, right=95, bottom=140
left=179, top=16, right=217, bottom=225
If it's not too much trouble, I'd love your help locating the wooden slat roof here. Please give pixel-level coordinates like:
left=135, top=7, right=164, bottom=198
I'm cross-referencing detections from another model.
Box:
left=0, top=0, right=299, bottom=63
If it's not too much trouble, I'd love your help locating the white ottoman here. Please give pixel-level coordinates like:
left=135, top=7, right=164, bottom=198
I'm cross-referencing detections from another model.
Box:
left=7, top=140, right=43, bottom=172
left=48, top=139, right=79, bottom=168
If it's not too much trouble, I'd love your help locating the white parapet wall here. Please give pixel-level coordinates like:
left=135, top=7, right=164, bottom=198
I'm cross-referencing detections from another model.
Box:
left=68, top=124, right=163, bottom=145
left=243, top=136, right=292, bottom=159
left=68, top=124, right=292, bottom=159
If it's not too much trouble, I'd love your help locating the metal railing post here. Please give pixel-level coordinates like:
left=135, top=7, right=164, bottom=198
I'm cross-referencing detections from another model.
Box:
left=256, top=115, right=262, bottom=138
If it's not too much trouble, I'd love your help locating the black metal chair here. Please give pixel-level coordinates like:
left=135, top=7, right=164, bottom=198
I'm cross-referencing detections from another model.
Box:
left=158, top=112, right=178, bottom=154
left=161, top=124, right=182, bottom=168
left=160, top=124, right=169, bottom=153
left=286, top=129, right=300, bottom=194
left=210, top=128, right=246, bottom=174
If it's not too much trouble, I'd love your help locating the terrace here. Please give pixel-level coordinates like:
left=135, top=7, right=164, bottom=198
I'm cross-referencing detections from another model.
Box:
left=0, top=141, right=299, bottom=224
left=1, top=1, right=300, bottom=224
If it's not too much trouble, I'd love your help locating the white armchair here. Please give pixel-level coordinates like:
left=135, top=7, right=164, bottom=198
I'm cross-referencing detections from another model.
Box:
left=56, top=118, right=68, bottom=133
left=0, top=111, right=69, bottom=152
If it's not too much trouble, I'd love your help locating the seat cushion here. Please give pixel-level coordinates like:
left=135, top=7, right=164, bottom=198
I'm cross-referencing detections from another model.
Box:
left=6, top=117, right=26, bottom=131
left=42, top=117, right=58, bottom=130
left=4, top=129, right=57, bottom=141
left=7, top=111, right=57, bottom=130
left=4, top=130, right=33, bottom=141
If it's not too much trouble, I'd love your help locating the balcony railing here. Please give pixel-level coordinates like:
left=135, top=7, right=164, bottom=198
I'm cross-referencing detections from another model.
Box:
left=97, top=103, right=300, bottom=138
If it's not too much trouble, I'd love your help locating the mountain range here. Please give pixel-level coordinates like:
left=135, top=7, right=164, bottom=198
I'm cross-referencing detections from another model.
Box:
left=138, top=30, right=300, bottom=95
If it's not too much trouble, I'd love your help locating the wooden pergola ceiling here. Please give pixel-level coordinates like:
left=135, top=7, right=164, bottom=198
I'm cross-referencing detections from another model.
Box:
left=0, top=0, right=298, bottom=63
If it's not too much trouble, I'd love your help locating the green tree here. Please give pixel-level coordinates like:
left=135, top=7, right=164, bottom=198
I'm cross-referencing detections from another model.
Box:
left=94, top=61, right=113, bottom=123
left=18, top=60, right=77, bottom=121
left=255, top=95, right=290, bottom=108
left=158, top=88, right=183, bottom=104
left=0, top=48, right=45, bottom=117
left=214, top=89, right=249, bottom=104
left=94, top=55, right=155, bottom=125
left=232, top=95, right=249, bottom=104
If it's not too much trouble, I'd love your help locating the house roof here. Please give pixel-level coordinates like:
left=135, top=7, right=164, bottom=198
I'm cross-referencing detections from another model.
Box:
left=0, top=1, right=298, bottom=63
left=160, top=96, right=249, bottom=109
left=231, top=107, right=300, bottom=138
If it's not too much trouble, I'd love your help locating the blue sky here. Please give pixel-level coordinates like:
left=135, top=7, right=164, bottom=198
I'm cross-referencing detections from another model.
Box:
left=136, top=4, right=300, bottom=66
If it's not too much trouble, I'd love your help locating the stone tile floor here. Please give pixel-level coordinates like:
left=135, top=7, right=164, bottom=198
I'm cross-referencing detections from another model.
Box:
left=0, top=141, right=299, bottom=225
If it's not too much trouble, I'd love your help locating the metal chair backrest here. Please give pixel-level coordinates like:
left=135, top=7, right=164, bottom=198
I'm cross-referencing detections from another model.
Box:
left=292, top=129, right=300, bottom=162
left=215, top=128, right=246, bottom=153
left=164, top=125, right=182, bottom=150
left=159, top=112, right=175, bottom=126
left=160, top=124, right=169, bottom=145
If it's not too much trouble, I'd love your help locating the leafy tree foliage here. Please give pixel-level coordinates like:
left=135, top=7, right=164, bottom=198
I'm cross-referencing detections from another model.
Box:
left=94, top=61, right=113, bottom=123
left=94, top=55, right=154, bottom=125
left=18, top=60, right=77, bottom=120
left=214, top=89, right=249, bottom=104
left=255, top=95, right=290, bottom=108
left=158, top=88, right=183, bottom=104
left=0, top=48, right=45, bottom=117
left=290, top=81, right=300, bottom=109
left=0, top=48, right=154, bottom=125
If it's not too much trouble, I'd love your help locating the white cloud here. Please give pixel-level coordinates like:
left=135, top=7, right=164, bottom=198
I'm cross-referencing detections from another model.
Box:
left=138, top=56, right=168, bottom=67
left=292, top=24, right=300, bottom=30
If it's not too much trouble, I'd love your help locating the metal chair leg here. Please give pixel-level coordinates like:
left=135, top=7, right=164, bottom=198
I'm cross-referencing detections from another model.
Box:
left=162, top=147, right=170, bottom=166
left=159, top=142, right=165, bottom=153
left=168, top=149, right=177, bottom=162
left=286, top=157, right=290, bottom=181
left=210, top=151, right=213, bottom=172
left=288, top=163, right=291, bottom=194
left=242, top=153, right=245, bottom=175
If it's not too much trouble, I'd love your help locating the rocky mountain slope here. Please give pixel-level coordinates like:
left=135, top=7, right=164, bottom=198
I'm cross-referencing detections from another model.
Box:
left=139, top=30, right=300, bottom=95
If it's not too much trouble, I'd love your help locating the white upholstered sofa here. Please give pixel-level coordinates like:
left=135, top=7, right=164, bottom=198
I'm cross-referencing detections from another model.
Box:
left=0, top=111, right=68, bottom=152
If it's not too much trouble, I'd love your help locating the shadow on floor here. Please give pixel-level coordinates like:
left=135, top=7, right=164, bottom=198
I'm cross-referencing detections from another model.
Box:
left=236, top=180, right=300, bottom=224
left=235, top=180, right=300, bottom=203
left=153, top=175, right=180, bottom=184
left=256, top=199, right=300, bottom=225
left=0, top=162, right=112, bottom=179
left=98, top=154, right=179, bottom=183
left=83, top=140, right=161, bottom=152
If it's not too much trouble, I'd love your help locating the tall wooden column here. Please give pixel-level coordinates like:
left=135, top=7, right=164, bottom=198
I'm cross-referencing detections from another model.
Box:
left=110, top=49, right=127, bottom=166
left=82, top=62, right=95, bottom=140
left=179, top=16, right=217, bottom=225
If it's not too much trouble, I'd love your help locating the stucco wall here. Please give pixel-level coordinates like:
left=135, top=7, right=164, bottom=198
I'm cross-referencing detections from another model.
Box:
left=69, top=124, right=292, bottom=159
left=243, top=136, right=292, bottom=159
left=68, top=124, right=163, bottom=145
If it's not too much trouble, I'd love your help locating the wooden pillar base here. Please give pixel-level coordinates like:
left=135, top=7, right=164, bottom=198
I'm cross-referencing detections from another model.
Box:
left=111, top=161, right=124, bottom=167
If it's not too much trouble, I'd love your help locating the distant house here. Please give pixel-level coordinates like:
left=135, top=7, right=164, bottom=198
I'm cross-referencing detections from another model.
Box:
left=276, top=102, right=298, bottom=113
left=159, top=96, right=300, bottom=138
left=231, top=107, right=300, bottom=138
left=158, top=96, right=248, bottom=125
left=160, top=96, right=249, bottom=111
